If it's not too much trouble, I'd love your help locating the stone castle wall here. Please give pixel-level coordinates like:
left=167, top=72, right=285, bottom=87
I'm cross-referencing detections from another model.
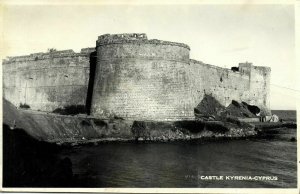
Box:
left=189, top=60, right=271, bottom=115
left=2, top=48, right=95, bottom=111
left=91, top=34, right=195, bottom=120
left=2, top=33, right=271, bottom=120
left=189, top=60, right=250, bottom=107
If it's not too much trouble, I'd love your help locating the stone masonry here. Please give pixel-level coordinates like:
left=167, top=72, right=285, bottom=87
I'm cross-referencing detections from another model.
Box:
left=2, top=33, right=271, bottom=121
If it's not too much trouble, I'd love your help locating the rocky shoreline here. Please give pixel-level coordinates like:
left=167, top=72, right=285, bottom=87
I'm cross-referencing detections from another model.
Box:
left=58, top=121, right=297, bottom=146
left=4, top=119, right=296, bottom=147
left=3, top=98, right=297, bottom=146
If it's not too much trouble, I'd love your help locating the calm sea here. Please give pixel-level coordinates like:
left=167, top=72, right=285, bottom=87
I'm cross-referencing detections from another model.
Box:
left=59, top=127, right=297, bottom=188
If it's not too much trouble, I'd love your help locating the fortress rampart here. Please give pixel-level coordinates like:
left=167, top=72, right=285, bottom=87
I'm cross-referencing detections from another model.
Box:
left=91, top=34, right=193, bottom=120
left=189, top=60, right=271, bottom=115
left=2, top=48, right=95, bottom=111
left=2, top=33, right=271, bottom=121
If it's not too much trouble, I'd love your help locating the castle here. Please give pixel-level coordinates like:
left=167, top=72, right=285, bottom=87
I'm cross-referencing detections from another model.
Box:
left=2, top=33, right=271, bottom=121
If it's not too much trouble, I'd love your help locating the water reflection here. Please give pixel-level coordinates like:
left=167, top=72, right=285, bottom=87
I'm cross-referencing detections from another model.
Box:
left=62, top=129, right=297, bottom=188
left=3, top=124, right=297, bottom=188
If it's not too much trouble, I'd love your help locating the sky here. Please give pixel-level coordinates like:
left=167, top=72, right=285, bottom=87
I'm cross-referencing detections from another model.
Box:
left=1, top=2, right=298, bottom=110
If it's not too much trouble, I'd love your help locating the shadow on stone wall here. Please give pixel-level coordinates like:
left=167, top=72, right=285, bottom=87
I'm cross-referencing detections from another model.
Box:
left=86, top=51, right=97, bottom=115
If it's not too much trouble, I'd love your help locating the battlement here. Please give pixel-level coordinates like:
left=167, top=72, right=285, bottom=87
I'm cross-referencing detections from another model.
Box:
left=80, top=47, right=96, bottom=54
left=2, top=47, right=96, bottom=64
left=96, top=33, right=190, bottom=50
left=238, top=62, right=271, bottom=75
left=191, top=59, right=246, bottom=74
left=98, top=33, right=148, bottom=43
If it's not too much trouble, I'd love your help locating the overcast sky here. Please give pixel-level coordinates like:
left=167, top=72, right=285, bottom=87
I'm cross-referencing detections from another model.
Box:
left=1, top=3, right=297, bottom=110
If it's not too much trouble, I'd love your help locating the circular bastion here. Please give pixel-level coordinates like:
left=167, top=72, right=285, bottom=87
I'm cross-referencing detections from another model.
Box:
left=90, top=33, right=195, bottom=121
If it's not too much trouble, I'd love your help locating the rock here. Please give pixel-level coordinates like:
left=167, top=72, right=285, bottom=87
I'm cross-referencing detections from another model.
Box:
left=71, top=142, right=78, bottom=146
left=269, top=114, right=279, bottom=122
left=138, top=137, right=144, bottom=141
left=162, top=136, right=168, bottom=142
left=194, top=94, right=225, bottom=120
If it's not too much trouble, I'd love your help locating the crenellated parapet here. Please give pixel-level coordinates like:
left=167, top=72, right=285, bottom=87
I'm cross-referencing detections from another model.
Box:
left=2, top=47, right=96, bottom=64
left=97, top=33, right=148, bottom=44
left=80, top=47, right=96, bottom=54
left=96, top=33, right=190, bottom=50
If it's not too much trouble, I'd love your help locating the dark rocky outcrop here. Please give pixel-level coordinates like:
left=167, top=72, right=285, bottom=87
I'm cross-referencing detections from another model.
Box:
left=225, top=100, right=256, bottom=118
left=194, top=95, right=266, bottom=120
left=194, top=94, right=226, bottom=120
left=3, top=124, right=76, bottom=187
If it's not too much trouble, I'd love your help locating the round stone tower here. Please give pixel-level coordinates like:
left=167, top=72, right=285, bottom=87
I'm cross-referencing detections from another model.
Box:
left=90, top=33, right=195, bottom=121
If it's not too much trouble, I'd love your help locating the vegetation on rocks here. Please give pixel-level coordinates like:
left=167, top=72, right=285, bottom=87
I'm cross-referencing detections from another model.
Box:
left=52, top=105, right=86, bottom=115
left=19, top=103, right=30, bottom=109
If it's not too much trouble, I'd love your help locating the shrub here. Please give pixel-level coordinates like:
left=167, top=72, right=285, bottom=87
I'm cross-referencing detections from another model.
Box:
left=19, top=103, right=30, bottom=109
left=131, top=121, right=150, bottom=138
left=52, top=105, right=86, bottom=115
left=205, top=121, right=229, bottom=133
left=174, top=120, right=205, bottom=133
left=80, top=120, right=91, bottom=126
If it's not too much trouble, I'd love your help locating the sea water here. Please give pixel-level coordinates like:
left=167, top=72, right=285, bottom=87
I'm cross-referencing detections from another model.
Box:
left=59, top=127, right=297, bottom=188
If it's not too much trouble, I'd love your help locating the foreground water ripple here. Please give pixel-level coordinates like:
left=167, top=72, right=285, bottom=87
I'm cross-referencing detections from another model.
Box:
left=59, top=128, right=297, bottom=188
